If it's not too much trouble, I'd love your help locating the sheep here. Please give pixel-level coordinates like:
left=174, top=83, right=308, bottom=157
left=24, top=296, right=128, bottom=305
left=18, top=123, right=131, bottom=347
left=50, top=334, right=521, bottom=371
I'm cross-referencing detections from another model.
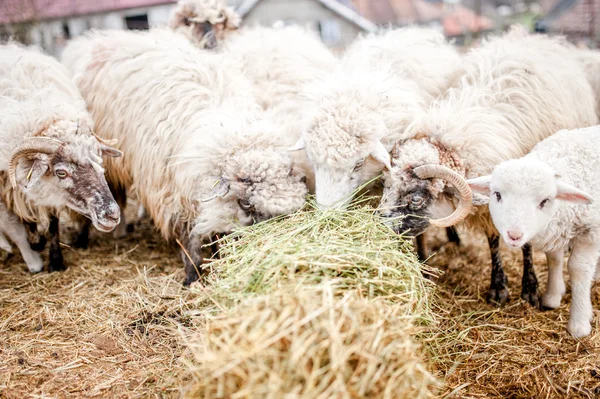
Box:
left=0, top=43, right=122, bottom=272
left=290, top=27, right=462, bottom=210
left=377, top=28, right=598, bottom=308
left=574, top=49, right=600, bottom=117
left=61, top=29, right=308, bottom=284
left=467, top=126, right=600, bottom=337
left=168, top=0, right=240, bottom=49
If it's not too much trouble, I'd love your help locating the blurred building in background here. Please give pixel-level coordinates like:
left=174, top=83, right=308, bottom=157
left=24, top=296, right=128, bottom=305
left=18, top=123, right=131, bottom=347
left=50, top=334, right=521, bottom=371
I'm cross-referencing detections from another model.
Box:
left=0, top=0, right=598, bottom=55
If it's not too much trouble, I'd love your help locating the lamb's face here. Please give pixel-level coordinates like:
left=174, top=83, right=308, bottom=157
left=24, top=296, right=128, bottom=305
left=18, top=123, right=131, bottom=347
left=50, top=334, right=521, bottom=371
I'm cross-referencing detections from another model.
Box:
left=379, top=139, right=454, bottom=236
left=300, top=108, right=391, bottom=209
left=468, top=159, right=593, bottom=248
left=11, top=121, right=123, bottom=232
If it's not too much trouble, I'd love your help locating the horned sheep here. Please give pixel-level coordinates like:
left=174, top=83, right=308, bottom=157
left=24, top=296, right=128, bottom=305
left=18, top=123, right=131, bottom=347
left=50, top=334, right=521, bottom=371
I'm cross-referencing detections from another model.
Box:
left=61, top=29, right=308, bottom=285
left=378, top=28, right=598, bottom=307
left=169, top=0, right=240, bottom=49
left=0, top=43, right=122, bottom=272
left=291, top=27, right=462, bottom=210
left=468, top=126, right=600, bottom=338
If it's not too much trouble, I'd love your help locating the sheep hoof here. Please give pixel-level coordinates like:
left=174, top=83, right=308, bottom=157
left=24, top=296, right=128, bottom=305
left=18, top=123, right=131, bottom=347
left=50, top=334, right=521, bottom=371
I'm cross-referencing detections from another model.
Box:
left=541, top=293, right=563, bottom=310
left=29, top=236, right=47, bottom=252
left=486, top=287, right=509, bottom=306
left=48, top=251, right=66, bottom=272
left=521, top=289, right=541, bottom=309
left=568, top=319, right=592, bottom=338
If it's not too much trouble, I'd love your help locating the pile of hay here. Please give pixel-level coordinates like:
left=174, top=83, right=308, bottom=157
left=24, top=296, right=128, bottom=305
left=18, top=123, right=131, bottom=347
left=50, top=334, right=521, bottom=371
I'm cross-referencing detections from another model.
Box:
left=185, top=202, right=439, bottom=398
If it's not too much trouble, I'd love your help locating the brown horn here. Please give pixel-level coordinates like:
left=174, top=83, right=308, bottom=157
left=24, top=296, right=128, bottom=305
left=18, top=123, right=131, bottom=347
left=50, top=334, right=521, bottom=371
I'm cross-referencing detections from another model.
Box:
left=8, top=137, right=64, bottom=189
left=413, top=164, right=473, bottom=228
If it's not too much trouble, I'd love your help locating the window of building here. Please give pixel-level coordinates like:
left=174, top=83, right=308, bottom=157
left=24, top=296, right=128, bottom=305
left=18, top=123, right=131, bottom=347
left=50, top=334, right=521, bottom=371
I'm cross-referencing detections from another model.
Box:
left=62, top=22, right=70, bottom=39
left=318, top=19, right=341, bottom=46
left=125, top=14, right=149, bottom=30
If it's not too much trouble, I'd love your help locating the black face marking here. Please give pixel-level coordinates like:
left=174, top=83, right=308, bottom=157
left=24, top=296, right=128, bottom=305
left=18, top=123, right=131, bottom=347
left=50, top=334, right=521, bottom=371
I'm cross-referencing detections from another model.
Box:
left=383, top=179, right=435, bottom=236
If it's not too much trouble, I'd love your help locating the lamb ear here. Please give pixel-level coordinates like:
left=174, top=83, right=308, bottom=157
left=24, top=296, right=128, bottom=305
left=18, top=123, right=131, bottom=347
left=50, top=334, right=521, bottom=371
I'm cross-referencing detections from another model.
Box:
left=288, top=138, right=305, bottom=152
left=556, top=181, right=594, bottom=204
left=201, top=178, right=231, bottom=202
left=467, top=176, right=492, bottom=197
left=370, top=140, right=392, bottom=170
left=101, top=145, right=123, bottom=158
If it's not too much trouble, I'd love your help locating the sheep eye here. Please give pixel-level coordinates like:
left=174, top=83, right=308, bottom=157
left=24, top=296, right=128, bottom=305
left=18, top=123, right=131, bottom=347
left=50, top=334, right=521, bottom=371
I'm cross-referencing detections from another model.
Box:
left=539, top=198, right=549, bottom=209
left=55, top=169, right=69, bottom=179
left=494, top=191, right=502, bottom=202
left=411, top=194, right=425, bottom=208
left=238, top=199, right=253, bottom=210
left=353, top=159, right=365, bottom=172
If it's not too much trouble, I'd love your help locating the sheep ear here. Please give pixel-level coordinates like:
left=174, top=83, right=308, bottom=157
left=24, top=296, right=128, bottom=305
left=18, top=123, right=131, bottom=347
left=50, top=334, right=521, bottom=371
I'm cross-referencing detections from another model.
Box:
left=370, top=140, right=391, bottom=170
left=467, top=176, right=492, bottom=196
left=288, top=138, right=305, bottom=152
left=556, top=181, right=594, bottom=204
left=201, top=178, right=230, bottom=202
left=101, top=145, right=123, bottom=158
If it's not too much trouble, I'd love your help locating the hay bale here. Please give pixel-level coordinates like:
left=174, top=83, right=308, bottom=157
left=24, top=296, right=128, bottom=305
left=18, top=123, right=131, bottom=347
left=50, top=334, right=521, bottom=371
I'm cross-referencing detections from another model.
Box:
left=186, top=285, right=437, bottom=398
left=195, top=203, right=436, bottom=320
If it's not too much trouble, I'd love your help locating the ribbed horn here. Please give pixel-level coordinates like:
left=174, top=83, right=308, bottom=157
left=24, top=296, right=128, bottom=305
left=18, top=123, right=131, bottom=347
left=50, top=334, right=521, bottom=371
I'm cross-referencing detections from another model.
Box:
left=8, top=137, right=64, bottom=189
left=413, top=164, right=473, bottom=228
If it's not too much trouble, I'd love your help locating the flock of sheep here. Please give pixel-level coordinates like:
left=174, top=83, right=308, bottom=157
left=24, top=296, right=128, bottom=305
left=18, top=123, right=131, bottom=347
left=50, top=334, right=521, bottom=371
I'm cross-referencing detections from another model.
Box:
left=2, top=0, right=600, bottom=339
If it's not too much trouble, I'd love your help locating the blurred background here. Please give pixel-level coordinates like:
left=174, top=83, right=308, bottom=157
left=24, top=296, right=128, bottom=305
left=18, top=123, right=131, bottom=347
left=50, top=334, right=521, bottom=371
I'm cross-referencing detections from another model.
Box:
left=0, top=0, right=595, bottom=56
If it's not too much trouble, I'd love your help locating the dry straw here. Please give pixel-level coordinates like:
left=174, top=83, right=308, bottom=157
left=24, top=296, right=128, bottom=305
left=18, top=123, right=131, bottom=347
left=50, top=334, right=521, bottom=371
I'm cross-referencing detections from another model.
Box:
left=187, top=285, right=437, bottom=399
left=185, top=201, right=439, bottom=398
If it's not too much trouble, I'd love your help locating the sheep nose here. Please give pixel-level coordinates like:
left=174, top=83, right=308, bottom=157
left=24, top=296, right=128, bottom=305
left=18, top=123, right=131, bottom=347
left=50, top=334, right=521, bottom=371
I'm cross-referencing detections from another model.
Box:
left=507, top=229, right=523, bottom=241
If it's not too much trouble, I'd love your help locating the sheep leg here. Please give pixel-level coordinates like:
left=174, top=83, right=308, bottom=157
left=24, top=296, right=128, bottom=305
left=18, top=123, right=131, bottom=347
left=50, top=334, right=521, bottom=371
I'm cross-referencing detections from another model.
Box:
left=446, top=226, right=461, bottom=246
left=566, top=240, right=599, bottom=338
left=73, top=217, right=91, bottom=249
left=181, top=233, right=205, bottom=286
left=415, top=234, right=428, bottom=262
left=542, top=248, right=566, bottom=310
left=112, top=186, right=129, bottom=238
left=48, top=215, right=66, bottom=272
left=0, top=203, right=43, bottom=273
left=486, top=232, right=509, bottom=306
left=24, top=221, right=47, bottom=251
left=0, top=231, right=12, bottom=253
left=520, top=243, right=540, bottom=308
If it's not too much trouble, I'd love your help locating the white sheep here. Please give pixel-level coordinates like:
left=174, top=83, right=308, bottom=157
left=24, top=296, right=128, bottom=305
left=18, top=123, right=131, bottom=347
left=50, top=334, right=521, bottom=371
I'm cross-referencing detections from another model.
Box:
left=377, top=28, right=598, bottom=307
left=168, top=0, right=240, bottom=49
left=61, top=29, right=308, bottom=284
left=0, top=43, right=122, bottom=272
left=291, top=27, right=461, bottom=210
left=468, top=126, right=600, bottom=338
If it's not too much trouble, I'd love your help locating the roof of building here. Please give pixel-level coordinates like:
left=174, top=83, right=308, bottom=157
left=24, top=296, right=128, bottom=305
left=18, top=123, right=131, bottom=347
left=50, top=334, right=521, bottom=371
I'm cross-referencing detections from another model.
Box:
left=352, top=0, right=493, bottom=36
left=537, top=0, right=598, bottom=35
left=237, top=0, right=378, bottom=32
left=0, top=0, right=177, bottom=24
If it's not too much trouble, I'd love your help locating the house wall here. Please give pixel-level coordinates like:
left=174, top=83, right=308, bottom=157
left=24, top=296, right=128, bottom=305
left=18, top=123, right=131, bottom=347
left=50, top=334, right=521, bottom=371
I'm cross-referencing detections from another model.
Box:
left=242, top=0, right=363, bottom=47
left=26, top=4, right=176, bottom=56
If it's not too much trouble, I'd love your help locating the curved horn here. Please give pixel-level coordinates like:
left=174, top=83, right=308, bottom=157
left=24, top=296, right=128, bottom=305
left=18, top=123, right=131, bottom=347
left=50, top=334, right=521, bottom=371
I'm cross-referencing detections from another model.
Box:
left=413, top=164, right=473, bottom=228
left=8, top=137, right=64, bottom=189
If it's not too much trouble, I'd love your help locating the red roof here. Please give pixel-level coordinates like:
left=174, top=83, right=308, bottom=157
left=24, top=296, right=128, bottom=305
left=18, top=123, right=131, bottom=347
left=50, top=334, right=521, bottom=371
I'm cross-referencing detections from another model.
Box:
left=0, top=0, right=177, bottom=24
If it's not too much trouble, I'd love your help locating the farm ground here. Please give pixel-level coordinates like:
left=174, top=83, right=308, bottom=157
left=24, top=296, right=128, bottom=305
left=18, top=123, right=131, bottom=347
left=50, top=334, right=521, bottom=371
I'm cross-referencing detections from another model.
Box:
left=1, top=211, right=600, bottom=398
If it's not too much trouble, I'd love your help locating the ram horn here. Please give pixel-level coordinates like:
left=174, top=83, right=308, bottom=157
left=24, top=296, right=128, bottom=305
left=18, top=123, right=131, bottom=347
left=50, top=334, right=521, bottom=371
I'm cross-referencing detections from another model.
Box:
left=8, top=137, right=64, bottom=189
left=413, top=164, right=473, bottom=228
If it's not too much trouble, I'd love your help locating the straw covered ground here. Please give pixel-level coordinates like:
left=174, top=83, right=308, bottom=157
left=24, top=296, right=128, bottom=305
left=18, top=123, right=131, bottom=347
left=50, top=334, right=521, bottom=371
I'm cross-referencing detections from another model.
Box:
left=2, top=201, right=600, bottom=398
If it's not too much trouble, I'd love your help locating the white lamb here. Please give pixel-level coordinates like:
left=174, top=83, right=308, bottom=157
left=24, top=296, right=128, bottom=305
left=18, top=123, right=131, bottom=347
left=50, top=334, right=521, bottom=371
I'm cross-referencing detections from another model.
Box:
left=0, top=43, right=122, bottom=273
left=468, top=126, right=600, bottom=338
left=377, top=28, right=598, bottom=307
left=62, top=29, right=308, bottom=284
left=291, top=27, right=462, bottom=209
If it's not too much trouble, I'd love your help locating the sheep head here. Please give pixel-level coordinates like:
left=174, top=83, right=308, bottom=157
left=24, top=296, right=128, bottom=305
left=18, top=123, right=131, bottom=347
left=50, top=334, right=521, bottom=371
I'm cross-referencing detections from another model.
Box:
left=8, top=120, right=123, bottom=232
left=378, top=138, right=472, bottom=236
left=169, top=0, right=240, bottom=49
left=468, top=159, right=592, bottom=249
left=195, top=146, right=308, bottom=237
